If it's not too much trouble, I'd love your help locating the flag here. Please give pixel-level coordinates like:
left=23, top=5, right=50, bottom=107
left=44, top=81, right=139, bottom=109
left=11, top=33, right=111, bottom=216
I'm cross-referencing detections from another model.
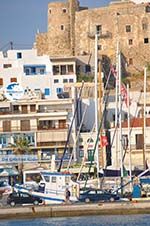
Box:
left=110, top=64, right=131, bottom=107
left=100, top=135, right=108, bottom=148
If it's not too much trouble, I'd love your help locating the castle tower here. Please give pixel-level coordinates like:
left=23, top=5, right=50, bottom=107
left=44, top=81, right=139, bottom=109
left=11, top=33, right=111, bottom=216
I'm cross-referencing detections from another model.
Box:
left=36, top=0, right=79, bottom=57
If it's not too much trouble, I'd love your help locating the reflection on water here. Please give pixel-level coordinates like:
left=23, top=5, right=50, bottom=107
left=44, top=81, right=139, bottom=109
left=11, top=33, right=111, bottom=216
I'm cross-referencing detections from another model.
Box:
left=0, top=215, right=150, bottom=226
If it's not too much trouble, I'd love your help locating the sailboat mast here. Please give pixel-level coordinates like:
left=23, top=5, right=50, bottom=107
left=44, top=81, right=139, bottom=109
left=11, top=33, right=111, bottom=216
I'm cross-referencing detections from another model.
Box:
left=127, top=84, right=132, bottom=191
left=118, top=50, right=124, bottom=195
left=94, top=33, right=100, bottom=180
left=143, top=67, right=147, bottom=170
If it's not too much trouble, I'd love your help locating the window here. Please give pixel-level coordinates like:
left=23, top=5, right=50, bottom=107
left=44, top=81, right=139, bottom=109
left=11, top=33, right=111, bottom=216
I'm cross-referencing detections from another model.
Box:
left=61, top=65, right=66, bottom=75
left=61, top=25, right=64, bottom=30
left=30, top=105, right=36, bottom=112
left=63, top=8, right=67, bottom=13
left=49, top=8, right=52, bottom=14
left=13, top=105, right=19, bottom=112
left=3, top=64, right=12, bottom=68
left=142, top=23, right=148, bottom=30
left=20, top=120, right=30, bottom=131
left=21, top=105, right=28, bottom=113
left=51, top=176, right=56, bottom=183
left=56, top=88, right=63, bottom=94
left=85, top=64, right=91, bottom=73
left=44, top=88, right=50, bottom=96
left=144, top=38, right=149, bottom=44
left=53, top=65, right=60, bottom=75
left=10, top=77, right=17, bottom=83
left=96, top=25, right=102, bottom=34
left=63, top=79, right=68, bottom=83
left=146, top=6, right=150, bottom=13
left=98, top=45, right=102, bottom=50
left=129, top=58, right=133, bottom=65
left=3, top=121, right=11, bottom=132
left=126, top=25, right=131, bottom=32
left=0, top=78, right=3, bottom=85
left=128, top=39, right=133, bottom=45
left=17, top=52, right=22, bottom=59
left=136, top=134, right=143, bottom=149
left=68, top=65, right=74, bottom=74
left=54, top=79, right=59, bottom=83
left=69, top=79, right=74, bottom=83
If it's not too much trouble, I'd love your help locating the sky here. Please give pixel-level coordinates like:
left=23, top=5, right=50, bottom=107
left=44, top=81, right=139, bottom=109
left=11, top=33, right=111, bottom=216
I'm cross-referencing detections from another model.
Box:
left=0, top=0, right=112, bottom=50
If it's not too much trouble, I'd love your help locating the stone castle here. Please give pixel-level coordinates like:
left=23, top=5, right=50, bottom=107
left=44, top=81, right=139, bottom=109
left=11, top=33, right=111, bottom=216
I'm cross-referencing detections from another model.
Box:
left=35, top=0, right=150, bottom=74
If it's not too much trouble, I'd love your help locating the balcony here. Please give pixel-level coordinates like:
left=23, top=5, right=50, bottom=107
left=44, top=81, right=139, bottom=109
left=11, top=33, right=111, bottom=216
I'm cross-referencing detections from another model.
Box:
left=37, top=129, right=68, bottom=143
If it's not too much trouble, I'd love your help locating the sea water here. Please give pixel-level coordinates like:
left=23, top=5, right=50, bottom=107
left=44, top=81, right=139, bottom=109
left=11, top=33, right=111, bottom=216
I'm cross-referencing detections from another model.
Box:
left=0, top=215, right=149, bottom=226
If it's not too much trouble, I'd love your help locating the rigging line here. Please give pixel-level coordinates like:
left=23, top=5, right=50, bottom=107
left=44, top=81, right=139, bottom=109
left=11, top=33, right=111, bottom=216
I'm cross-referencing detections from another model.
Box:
left=67, top=103, right=89, bottom=170
left=84, top=91, right=110, bottom=188
left=0, top=42, right=10, bottom=51
left=58, top=81, right=84, bottom=172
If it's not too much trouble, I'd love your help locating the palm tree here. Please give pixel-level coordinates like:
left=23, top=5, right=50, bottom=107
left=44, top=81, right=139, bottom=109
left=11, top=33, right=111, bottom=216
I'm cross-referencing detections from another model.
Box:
left=10, top=135, right=31, bottom=183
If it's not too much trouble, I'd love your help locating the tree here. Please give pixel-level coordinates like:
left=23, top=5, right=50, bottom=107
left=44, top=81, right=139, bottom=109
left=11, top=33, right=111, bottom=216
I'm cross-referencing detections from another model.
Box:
left=9, top=135, right=31, bottom=183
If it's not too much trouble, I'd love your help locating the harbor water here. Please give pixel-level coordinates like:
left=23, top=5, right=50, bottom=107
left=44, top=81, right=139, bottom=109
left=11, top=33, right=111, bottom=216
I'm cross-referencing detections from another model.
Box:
left=0, top=215, right=150, bottom=226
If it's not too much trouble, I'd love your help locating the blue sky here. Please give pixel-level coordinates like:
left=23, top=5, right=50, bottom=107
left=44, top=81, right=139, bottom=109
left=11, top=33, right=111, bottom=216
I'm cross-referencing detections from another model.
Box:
left=0, top=0, right=111, bottom=50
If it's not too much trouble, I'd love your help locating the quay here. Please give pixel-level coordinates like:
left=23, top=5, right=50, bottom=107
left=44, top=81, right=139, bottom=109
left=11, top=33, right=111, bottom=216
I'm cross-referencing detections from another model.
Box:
left=0, top=201, right=150, bottom=220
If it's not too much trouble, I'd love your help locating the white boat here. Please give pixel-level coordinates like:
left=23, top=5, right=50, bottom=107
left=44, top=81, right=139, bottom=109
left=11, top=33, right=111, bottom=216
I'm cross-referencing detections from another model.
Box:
left=14, top=171, right=80, bottom=204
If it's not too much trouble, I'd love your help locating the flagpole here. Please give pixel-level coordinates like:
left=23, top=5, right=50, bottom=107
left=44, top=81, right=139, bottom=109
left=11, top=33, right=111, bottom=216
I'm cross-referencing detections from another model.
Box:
left=127, top=84, right=132, bottom=191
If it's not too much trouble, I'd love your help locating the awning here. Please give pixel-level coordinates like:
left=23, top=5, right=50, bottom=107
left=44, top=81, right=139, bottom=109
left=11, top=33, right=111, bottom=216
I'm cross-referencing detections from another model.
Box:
left=0, top=167, right=19, bottom=176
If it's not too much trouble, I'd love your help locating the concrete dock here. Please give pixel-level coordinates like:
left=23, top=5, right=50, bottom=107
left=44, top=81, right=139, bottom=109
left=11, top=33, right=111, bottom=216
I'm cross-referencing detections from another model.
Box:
left=0, top=201, right=150, bottom=220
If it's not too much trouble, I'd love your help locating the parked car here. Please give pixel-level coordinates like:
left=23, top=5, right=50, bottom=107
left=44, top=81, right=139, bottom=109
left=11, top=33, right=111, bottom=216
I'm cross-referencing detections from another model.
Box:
left=0, top=181, right=12, bottom=195
left=7, top=192, right=43, bottom=207
left=78, top=188, right=120, bottom=203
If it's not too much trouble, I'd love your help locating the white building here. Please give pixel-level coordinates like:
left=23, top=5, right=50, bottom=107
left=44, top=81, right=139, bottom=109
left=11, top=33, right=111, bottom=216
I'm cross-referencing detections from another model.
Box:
left=0, top=49, right=76, bottom=100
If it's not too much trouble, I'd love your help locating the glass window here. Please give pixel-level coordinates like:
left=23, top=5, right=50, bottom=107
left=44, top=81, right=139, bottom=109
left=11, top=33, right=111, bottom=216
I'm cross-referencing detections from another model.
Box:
left=3, top=64, right=12, bottom=68
left=63, top=79, right=68, bottom=83
left=61, top=65, right=66, bottom=75
left=51, top=176, right=56, bottom=183
left=53, top=66, right=60, bottom=75
left=136, top=134, right=143, bottom=149
left=10, top=77, right=17, bottom=83
left=54, top=79, right=59, bottom=83
left=68, top=65, right=74, bottom=74
left=142, top=23, right=148, bottom=30
left=17, top=52, right=22, bottom=59
left=44, top=176, right=50, bottom=182
left=69, top=79, right=74, bottom=83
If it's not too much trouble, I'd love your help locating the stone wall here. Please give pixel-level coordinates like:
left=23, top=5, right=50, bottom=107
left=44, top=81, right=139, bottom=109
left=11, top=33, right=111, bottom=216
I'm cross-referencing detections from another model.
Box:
left=35, top=1, right=150, bottom=74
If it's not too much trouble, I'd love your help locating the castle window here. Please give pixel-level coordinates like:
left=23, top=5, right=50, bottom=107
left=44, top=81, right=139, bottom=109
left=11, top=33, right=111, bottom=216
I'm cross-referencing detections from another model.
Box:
left=61, top=25, right=64, bottom=30
left=98, top=45, right=102, bottom=50
left=62, top=8, right=67, bottom=13
left=142, top=23, right=148, bottom=30
left=126, top=25, right=131, bottom=32
left=144, top=38, right=149, bottom=43
left=96, top=25, right=102, bottom=35
left=128, top=39, right=133, bottom=45
left=129, top=58, right=133, bottom=65
left=49, top=9, right=52, bottom=14
left=145, top=6, right=150, bottom=13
